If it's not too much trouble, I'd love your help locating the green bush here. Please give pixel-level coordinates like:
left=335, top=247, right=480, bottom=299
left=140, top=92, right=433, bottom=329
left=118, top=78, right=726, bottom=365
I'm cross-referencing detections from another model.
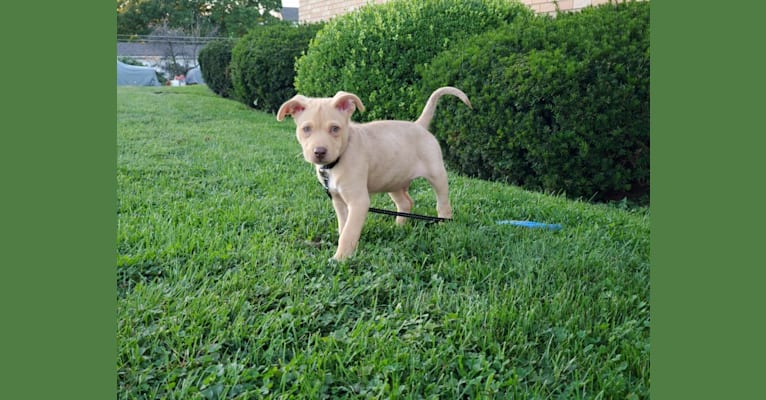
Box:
left=422, top=1, right=650, bottom=203
left=198, top=39, right=236, bottom=98
left=117, top=56, right=143, bottom=66
left=231, top=22, right=323, bottom=113
left=294, top=0, right=533, bottom=122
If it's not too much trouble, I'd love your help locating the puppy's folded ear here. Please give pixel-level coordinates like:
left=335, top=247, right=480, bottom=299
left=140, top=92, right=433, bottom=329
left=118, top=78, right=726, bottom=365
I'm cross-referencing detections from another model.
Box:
left=277, top=95, right=310, bottom=121
left=332, top=92, right=366, bottom=115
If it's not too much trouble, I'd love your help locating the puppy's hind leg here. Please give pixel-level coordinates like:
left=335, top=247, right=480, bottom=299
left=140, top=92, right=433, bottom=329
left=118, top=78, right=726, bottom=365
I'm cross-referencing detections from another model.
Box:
left=425, top=167, right=452, bottom=220
left=388, top=186, right=414, bottom=225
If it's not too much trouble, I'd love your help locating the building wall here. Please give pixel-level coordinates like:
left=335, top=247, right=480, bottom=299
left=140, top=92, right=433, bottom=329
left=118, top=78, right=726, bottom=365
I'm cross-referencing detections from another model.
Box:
left=524, top=0, right=615, bottom=15
left=299, top=0, right=621, bottom=23
left=299, top=0, right=388, bottom=23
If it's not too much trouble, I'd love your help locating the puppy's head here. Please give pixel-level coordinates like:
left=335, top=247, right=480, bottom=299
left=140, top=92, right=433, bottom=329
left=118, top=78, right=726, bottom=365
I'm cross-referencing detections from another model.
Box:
left=277, top=91, right=365, bottom=166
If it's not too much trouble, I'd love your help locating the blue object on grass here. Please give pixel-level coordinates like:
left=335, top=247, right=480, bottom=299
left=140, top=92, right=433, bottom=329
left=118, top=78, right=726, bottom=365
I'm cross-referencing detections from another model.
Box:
left=497, top=220, right=562, bottom=230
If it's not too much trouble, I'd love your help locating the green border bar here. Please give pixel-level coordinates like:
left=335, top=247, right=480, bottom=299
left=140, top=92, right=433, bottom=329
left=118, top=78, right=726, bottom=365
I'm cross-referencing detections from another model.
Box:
left=652, top=1, right=766, bottom=399
left=1, top=2, right=116, bottom=399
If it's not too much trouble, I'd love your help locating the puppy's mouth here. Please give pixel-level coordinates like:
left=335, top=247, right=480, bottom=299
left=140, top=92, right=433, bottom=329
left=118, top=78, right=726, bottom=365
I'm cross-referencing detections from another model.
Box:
left=309, top=146, right=339, bottom=166
left=314, top=156, right=339, bottom=167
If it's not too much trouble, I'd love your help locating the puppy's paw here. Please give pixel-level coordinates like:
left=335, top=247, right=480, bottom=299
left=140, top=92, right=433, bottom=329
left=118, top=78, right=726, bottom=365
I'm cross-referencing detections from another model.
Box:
left=331, top=250, right=353, bottom=262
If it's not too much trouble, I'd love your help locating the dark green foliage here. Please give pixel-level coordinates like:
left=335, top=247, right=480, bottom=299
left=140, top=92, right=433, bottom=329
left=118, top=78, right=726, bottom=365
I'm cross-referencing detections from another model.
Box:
left=198, top=39, right=237, bottom=98
left=422, top=1, right=650, bottom=204
left=294, top=0, right=533, bottom=122
left=230, top=22, right=323, bottom=113
left=117, top=0, right=283, bottom=37
left=117, top=56, right=143, bottom=66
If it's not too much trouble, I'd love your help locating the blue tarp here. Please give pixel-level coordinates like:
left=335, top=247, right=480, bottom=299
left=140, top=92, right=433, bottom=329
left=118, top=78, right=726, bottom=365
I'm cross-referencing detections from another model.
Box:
left=186, top=66, right=205, bottom=85
left=117, top=61, right=160, bottom=86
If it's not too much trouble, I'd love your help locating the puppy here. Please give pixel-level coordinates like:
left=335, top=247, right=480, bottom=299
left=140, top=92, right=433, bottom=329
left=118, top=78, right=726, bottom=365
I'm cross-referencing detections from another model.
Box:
left=277, top=87, right=471, bottom=260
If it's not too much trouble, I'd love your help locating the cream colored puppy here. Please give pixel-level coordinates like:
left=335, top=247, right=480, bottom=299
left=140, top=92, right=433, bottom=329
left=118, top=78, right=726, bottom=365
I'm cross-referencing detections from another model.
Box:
left=277, top=87, right=471, bottom=260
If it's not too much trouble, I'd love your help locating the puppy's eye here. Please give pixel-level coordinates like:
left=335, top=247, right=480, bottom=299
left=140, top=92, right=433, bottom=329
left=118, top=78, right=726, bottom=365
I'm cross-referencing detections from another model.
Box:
left=302, top=126, right=312, bottom=135
left=329, top=125, right=341, bottom=134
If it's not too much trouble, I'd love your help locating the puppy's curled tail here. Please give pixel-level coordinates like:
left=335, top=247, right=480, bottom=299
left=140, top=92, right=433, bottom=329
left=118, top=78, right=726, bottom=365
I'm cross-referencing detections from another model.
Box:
left=415, top=86, right=472, bottom=130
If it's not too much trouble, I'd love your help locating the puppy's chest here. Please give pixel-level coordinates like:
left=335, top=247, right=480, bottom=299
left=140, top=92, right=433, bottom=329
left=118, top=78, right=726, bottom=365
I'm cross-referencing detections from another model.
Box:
left=317, top=168, right=340, bottom=193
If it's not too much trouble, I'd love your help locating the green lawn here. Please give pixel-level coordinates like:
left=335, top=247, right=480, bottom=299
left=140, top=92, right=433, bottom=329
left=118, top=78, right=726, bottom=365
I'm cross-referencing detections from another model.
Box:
left=118, top=85, right=649, bottom=399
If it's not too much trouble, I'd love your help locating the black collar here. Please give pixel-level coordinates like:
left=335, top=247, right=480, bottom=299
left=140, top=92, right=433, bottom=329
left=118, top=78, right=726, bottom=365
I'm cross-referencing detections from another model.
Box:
left=318, top=157, right=339, bottom=198
left=319, top=157, right=340, bottom=171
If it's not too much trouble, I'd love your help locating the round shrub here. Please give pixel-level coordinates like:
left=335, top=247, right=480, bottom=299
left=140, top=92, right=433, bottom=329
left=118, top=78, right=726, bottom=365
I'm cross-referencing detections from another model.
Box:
left=421, top=1, right=650, bottom=203
left=230, top=22, right=323, bottom=113
left=294, top=0, right=533, bottom=122
left=198, top=39, right=236, bottom=98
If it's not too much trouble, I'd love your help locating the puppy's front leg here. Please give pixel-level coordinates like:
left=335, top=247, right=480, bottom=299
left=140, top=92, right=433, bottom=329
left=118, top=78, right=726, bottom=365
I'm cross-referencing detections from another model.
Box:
left=332, top=195, right=370, bottom=261
left=330, top=194, right=348, bottom=236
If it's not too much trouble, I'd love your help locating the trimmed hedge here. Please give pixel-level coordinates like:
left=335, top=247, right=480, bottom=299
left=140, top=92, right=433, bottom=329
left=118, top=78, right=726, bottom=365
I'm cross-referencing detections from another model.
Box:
left=294, top=0, right=533, bottom=122
left=421, top=1, right=650, bottom=203
left=231, top=22, right=323, bottom=113
left=198, top=39, right=236, bottom=98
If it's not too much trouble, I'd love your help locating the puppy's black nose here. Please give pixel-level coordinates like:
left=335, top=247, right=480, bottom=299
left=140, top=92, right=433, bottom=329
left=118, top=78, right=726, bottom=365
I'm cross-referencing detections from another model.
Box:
left=314, top=147, right=327, bottom=160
